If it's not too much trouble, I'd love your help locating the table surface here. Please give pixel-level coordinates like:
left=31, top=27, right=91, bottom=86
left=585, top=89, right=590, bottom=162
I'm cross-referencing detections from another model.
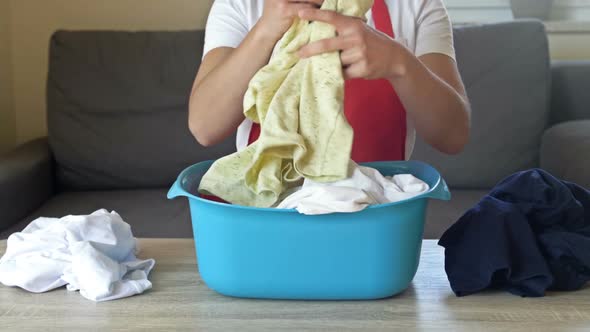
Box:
left=1, top=239, right=589, bottom=331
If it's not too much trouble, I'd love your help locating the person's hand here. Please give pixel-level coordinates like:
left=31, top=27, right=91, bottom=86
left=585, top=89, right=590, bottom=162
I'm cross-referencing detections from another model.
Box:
left=297, top=8, right=410, bottom=80
left=258, top=0, right=324, bottom=42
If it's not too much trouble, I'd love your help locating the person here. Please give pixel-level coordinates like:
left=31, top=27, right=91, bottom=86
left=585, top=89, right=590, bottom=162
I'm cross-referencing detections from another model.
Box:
left=189, top=0, right=471, bottom=163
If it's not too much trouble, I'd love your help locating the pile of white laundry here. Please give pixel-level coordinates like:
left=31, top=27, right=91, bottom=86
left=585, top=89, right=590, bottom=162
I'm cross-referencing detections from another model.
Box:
left=0, top=209, right=155, bottom=302
left=276, top=162, right=430, bottom=215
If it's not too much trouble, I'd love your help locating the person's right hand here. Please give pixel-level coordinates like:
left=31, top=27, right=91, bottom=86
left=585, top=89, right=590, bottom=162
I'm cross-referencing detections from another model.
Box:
left=258, top=0, right=324, bottom=42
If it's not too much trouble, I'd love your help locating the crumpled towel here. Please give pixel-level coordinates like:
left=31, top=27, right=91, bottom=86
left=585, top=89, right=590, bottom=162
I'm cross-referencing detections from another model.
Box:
left=199, top=0, right=374, bottom=208
left=439, top=169, right=590, bottom=297
left=276, top=162, right=430, bottom=215
left=0, top=209, right=155, bottom=302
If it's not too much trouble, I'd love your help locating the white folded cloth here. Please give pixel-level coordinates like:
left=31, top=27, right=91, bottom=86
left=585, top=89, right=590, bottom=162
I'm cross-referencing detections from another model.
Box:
left=0, top=209, right=155, bottom=302
left=276, top=162, right=430, bottom=215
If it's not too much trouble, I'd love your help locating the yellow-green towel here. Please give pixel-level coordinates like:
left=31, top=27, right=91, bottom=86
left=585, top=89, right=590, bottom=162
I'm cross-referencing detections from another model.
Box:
left=199, top=0, right=374, bottom=207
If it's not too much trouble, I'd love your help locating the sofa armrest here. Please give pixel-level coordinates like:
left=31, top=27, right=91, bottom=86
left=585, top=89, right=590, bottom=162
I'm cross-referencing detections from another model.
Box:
left=550, top=60, right=590, bottom=125
left=541, top=120, right=590, bottom=189
left=0, top=138, right=55, bottom=232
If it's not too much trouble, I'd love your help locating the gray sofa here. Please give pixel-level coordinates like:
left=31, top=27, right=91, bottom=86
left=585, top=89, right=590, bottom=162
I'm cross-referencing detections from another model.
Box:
left=1, top=20, right=589, bottom=240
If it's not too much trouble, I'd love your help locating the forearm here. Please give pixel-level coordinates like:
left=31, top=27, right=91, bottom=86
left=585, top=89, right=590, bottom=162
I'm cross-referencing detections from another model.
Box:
left=189, top=23, right=279, bottom=146
left=390, top=51, right=471, bottom=154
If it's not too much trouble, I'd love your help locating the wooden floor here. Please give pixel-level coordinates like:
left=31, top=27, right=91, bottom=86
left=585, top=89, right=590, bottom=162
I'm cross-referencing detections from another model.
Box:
left=1, top=239, right=589, bottom=331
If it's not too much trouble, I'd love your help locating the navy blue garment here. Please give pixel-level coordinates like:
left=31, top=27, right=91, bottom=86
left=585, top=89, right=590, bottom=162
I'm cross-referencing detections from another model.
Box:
left=439, top=169, right=590, bottom=297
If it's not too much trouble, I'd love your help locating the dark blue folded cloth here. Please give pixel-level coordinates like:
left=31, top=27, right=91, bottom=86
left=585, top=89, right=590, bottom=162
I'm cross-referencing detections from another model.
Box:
left=439, top=169, right=590, bottom=297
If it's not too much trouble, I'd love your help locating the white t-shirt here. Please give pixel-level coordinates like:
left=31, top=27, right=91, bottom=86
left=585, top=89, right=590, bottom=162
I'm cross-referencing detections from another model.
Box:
left=203, top=0, right=455, bottom=158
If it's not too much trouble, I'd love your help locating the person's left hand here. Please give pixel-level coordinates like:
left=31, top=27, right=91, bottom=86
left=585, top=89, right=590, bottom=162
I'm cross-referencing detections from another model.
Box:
left=297, top=8, right=410, bottom=80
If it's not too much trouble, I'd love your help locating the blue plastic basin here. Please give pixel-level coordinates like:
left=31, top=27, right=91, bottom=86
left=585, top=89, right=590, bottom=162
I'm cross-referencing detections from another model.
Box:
left=168, top=160, right=450, bottom=300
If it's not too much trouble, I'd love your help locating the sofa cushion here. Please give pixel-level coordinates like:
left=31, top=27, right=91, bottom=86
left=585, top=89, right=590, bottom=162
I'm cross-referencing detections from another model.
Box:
left=550, top=61, right=590, bottom=125
left=0, top=189, right=192, bottom=239
left=47, top=30, right=236, bottom=190
left=412, top=21, right=551, bottom=189
left=0, top=138, right=54, bottom=233
left=541, top=120, right=590, bottom=189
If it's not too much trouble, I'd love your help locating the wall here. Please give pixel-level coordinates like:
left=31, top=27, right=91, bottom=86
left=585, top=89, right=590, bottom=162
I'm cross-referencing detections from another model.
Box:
left=0, top=0, right=15, bottom=153
left=546, top=20, right=590, bottom=60
left=551, top=0, right=590, bottom=20
left=446, top=0, right=514, bottom=23
left=8, top=0, right=214, bottom=145
left=446, top=0, right=590, bottom=22
left=547, top=0, right=590, bottom=59
left=548, top=33, right=590, bottom=59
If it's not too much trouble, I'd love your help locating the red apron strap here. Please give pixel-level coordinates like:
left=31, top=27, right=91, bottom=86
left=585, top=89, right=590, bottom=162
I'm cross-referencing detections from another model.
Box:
left=248, top=120, right=261, bottom=145
left=343, top=0, right=407, bottom=162
left=372, top=0, right=395, bottom=38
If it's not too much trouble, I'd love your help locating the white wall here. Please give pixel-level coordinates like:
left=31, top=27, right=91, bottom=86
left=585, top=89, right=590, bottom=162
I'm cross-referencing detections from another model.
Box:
left=7, top=0, right=214, bottom=146
left=547, top=0, right=590, bottom=59
left=445, top=0, right=590, bottom=22
left=551, top=0, right=590, bottom=20
left=446, top=0, right=514, bottom=23
left=548, top=33, right=590, bottom=59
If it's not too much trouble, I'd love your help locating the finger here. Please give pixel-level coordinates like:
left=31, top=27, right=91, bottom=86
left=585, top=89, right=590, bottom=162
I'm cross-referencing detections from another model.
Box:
left=298, top=36, right=354, bottom=58
left=343, top=62, right=365, bottom=80
left=298, top=8, right=346, bottom=29
left=288, top=0, right=323, bottom=6
left=340, top=48, right=362, bottom=66
left=287, top=3, right=320, bottom=15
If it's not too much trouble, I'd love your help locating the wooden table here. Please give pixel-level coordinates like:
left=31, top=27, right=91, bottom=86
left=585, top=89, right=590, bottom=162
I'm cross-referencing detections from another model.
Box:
left=1, top=239, right=589, bottom=331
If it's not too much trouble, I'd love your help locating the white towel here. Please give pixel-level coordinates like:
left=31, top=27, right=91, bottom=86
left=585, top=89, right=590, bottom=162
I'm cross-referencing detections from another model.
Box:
left=276, top=162, right=430, bottom=215
left=0, top=209, right=155, bottom=302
